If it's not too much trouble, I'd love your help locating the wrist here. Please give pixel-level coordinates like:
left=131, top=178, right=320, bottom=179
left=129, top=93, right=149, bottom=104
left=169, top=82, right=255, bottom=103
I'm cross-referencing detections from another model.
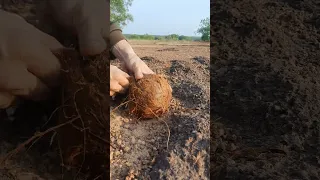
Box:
left=111, top=40, right=137, bottom=64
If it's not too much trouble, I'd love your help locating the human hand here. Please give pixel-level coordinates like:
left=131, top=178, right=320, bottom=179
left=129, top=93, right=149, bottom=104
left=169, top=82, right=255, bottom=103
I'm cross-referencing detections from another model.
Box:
left=112, top=40, right=154, bottom=80
left=47, top=0, right=109, bottom=56
left=110, top=65, right=130, bottom=96
left=121, top=55, right=155, bottom=80
left=0, top=10, right=63, bottom=109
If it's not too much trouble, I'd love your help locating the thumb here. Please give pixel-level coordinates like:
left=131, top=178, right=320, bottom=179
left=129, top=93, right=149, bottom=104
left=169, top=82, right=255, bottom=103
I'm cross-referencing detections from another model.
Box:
left=110, top=90, right=115, bottom=96
left=0, top=92, right=15, bottom=109
left=77, top=21, right=106, bottom=56
left=134, top=68, right=144, bottom=80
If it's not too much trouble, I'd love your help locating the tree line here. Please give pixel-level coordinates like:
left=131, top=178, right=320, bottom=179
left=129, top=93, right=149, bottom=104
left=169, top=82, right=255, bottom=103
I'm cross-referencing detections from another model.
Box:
left=124, top=34, right=197, bottom=41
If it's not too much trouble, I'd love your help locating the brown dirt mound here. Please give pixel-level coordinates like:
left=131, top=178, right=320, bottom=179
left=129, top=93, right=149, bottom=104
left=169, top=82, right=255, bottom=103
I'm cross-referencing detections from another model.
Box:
left=53, top=48, right=109, bottom=179
left=128, top=74, right=172, bottom=119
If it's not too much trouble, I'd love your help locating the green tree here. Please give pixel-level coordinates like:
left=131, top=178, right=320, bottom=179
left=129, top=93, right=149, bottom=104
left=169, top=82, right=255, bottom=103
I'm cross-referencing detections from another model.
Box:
left=111, top=0, right=134, bottom=27
left=165, top=34, right=179, bottom=40
left=178, top=35, right=192, bottom=41
left=142, top=34, right=155, bottom=40
left=197, top=17, right=210, bottom=41
left=128, top=34, right=140, bottom=39
left=155, top=36, right=165, bottom=40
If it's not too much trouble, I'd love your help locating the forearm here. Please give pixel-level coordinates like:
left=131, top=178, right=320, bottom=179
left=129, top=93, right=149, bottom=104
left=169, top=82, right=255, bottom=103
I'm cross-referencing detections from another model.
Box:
left=110, top=22, right=137, bottom=62
left=111, top=39, right=137, bottom=64
left=110, top=22, right=126, bottom=47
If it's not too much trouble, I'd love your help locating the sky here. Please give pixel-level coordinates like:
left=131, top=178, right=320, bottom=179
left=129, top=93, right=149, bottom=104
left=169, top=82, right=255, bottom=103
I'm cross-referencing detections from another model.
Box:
left=122, top=0, right=210, bottom=36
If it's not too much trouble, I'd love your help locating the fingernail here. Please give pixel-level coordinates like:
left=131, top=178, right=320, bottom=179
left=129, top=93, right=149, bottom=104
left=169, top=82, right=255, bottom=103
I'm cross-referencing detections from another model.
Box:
left=136, top=74, right=143, bottom=79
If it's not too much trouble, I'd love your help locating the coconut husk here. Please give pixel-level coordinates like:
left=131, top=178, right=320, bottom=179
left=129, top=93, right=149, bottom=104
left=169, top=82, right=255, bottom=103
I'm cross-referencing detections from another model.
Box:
left=128, top=74, right=172, bottom=119
left=52, top=48, right=109, bottom=179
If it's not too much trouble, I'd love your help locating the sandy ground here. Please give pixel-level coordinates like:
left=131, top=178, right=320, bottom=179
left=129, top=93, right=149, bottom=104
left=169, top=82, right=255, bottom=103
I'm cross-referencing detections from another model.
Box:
left=212, top=0, right=320, bottom=179
left=110, top=40, right=210, bottom=179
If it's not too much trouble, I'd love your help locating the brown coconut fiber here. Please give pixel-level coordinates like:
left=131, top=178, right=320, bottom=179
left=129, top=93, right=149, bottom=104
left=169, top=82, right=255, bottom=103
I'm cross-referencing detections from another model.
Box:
left=128, top=74, right=172, bottom=119
left=52, top=48, right=109, bottom=179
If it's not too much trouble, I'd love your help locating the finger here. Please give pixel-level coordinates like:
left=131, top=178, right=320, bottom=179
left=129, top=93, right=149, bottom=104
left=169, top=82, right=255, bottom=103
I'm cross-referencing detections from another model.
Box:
left=147, top=68, right=155, bottom=74
left=142, top=69, right=155, bottom=75
left=0, top=92, right=15, bottom=109
left=40, top=33, right=64, bottom=50
left=116, top=70, right=130, bottom=85
left=20, top=16, right=64, bottom=51
left=134, top=68, right=144, bottom=80
left=33, top=27, right=64, bottom=50
left=19, top=44, right=61, bottom=88
left=110, top=90, right=115, bottom=96
left=110, top=80, right=125, bottom=93
left=117, top=77, right=130, bottom=89
left=120, top=70, right=130, bottom=78
left=111, top=66, right=130, bottom=85
left=0, top=60, right=50, bottom=101
left=77, top=20, right=106, bottom=56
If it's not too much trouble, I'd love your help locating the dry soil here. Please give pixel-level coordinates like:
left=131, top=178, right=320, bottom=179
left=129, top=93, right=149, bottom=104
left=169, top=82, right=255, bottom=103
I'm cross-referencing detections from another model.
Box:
left=212, top=0, right=320, bottom=179
left=110, top=40, right=210, bottom=179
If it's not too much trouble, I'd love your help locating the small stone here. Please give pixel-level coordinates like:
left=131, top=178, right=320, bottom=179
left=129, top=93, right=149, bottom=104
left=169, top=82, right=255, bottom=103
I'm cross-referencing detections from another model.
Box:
left=117, top=140, right=122, bottom=146
left=227, top=158, right=235, bottom=165
left=231, top=134, right=237, bottom=141
left=124, top=118, right=129, bottom=123
left=228, top=143, right=237, bottom=151
left=126, top=162, right=132, bottom=167
left=115, top=151, right=120, bottom=156
left=131, top=137, right=136, bottom=144
left=118, top=121, right=123, bottom=126
left=111, top=137, right=115, bottom=142
left=274, top=105, right=281, bottom=111
left=124, top=146, right=130, bottom=152
left=124, top=124, right=130, bottom=129
left=196, top=132, right=203, bottom=139
left=138, top=140, right=145, bottom=145
left=218, top=142, right=226, bottom=151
